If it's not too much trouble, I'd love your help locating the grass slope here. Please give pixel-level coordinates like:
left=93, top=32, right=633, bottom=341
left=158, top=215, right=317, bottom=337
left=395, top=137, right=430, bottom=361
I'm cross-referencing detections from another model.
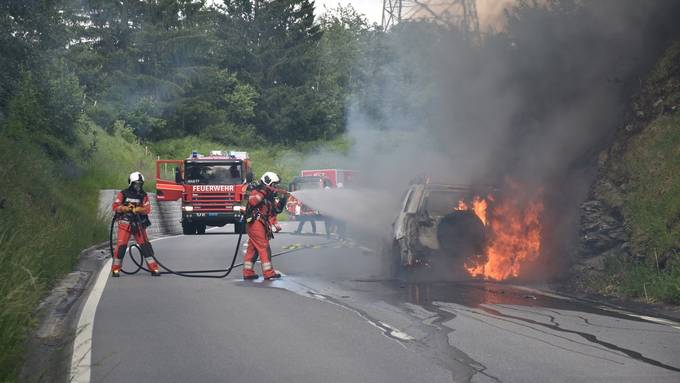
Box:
left=597, top=42, right=680, bottom=304
left=605, top=114, right=680, bottom=303
left=0, top=122, right=154, bottom=381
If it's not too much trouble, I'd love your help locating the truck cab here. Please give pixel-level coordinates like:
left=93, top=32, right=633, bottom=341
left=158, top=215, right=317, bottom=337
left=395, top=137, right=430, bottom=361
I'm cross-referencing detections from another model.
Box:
left=156, top=150, right=251, bottom=235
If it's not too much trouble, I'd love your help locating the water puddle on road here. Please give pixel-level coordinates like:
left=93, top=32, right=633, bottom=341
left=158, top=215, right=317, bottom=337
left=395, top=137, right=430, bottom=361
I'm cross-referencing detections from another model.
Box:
left=236, top=276, right=680, bottom=380
left=391, top=281, right=680, bottom=374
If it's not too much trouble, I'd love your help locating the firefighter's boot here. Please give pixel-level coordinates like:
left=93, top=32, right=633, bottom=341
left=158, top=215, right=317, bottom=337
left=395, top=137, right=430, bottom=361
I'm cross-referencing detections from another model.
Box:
left=147, top=260, right=161, bottom=276
left=111, top=264, right=121, bottom=278
left=243, top=268, right=259, bottom=280
left=141, top=243, right=161, bottom=276
left=263, top=269, right=282, bottom=280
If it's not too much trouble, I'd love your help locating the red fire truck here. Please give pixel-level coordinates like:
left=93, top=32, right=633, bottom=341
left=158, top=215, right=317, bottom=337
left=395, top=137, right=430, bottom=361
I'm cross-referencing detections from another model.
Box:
left=156, top=150, right=251, bottom=235
left=299, top=169, right=354, bottom=188
left=286, top=169, right=355, bottom=219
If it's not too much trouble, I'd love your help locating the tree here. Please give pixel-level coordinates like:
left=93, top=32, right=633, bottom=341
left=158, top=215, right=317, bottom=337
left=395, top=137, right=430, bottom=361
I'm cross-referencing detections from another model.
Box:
left=215, top=0, right=331, bottom=142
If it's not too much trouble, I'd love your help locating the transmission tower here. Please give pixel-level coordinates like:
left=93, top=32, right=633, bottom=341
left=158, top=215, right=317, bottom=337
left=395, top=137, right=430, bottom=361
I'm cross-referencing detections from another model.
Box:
left=382, top=0, right=480, bottom=44
left=381, top=0, right=403, bottom=31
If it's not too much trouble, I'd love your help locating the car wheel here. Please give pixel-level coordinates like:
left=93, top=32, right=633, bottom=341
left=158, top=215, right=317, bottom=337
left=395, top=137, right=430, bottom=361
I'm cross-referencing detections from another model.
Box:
left=234, top=222, right=246, bottom=234
left=196, top=224, right=206, bottom=235
left=182, top=222, right=195, bottom=235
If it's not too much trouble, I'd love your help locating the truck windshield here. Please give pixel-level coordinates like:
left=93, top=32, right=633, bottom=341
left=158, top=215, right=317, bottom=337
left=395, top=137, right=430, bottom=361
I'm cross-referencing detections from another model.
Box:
left=293, top=177, right=328, bottom=190
left=424, top=190, right=464, bottom=216
left=184, top=162, right=243, bottom=185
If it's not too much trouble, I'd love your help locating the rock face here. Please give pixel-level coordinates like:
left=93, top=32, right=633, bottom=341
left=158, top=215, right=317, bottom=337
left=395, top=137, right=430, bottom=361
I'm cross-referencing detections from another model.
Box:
left=577, top=199, right=630, bottom=271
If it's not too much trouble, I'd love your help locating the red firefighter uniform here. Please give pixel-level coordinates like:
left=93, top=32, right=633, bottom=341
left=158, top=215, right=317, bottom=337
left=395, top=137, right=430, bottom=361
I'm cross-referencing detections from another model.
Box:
left=111, top=187, right=160, bottom=276
left=242, top=186, right=283, bottom=280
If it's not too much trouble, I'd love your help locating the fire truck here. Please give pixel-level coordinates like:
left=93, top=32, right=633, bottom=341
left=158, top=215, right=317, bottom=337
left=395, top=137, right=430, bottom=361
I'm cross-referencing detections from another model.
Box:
left=286, top=169, right=355, bottom=218
left=299, top=169, right=354, bottom=188
left=155, top=150, right=251, bottom=235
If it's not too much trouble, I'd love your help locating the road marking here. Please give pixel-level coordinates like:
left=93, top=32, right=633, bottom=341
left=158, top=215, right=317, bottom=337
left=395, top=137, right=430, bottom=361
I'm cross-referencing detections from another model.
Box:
left=510, top=285, right=680, bottom=331
left=69, top=233, right=188, bottom=382
left=601, top=309, right=680, bottom=330
left=70, top=258, right=111, bottom=383
left=269, top=278, right=414, bottom=349
left=379, top=321, right=416, bottom=341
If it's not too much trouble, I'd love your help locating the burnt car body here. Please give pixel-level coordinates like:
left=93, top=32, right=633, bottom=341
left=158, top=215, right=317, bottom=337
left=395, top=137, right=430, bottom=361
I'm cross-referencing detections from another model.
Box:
left=392, top=184, right=489, bottom=272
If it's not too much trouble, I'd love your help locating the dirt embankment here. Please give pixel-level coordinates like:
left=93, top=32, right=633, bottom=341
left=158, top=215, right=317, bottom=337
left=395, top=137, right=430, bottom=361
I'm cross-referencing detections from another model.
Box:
left=567, top=42, right=680, bottom=305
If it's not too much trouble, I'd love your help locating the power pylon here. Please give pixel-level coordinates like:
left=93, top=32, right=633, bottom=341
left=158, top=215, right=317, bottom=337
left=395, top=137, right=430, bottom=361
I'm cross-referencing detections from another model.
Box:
left=381, top=0, right=403, bottom=31
left=382, top=0, right=480, bottom=44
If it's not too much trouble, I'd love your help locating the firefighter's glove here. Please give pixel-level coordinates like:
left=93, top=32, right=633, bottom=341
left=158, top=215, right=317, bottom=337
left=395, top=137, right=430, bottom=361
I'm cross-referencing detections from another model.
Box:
left=118, top=205, right=132, bottom=213
left=133, top=207, right=146, bottom=214
left=274, top=224, right=282, bottom=233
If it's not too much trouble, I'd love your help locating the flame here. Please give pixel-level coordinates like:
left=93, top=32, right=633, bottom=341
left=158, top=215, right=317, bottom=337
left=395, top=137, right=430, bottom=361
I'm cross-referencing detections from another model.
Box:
left=459, top=183, right=544, bottom=281
left=455, top=196, right=488, bottom=225
left=471, top=196, right=488, bottom=226
left=456, top=200, right=468, bottom=210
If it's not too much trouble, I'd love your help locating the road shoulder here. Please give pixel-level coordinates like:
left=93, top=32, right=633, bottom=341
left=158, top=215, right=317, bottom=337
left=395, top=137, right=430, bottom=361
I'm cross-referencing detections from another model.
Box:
left=19, top=242, right=110, bottom=383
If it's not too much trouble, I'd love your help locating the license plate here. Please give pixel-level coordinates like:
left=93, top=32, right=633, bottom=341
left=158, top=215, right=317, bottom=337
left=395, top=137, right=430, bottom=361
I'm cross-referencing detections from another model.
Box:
left=208, top=212, right=218, bottom=217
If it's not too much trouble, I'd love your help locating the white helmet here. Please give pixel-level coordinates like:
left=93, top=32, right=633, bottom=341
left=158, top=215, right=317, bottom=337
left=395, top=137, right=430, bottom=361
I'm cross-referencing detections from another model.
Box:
left=260, top=171, right=280, bottom=186
left=128, top=171, right=145, bottom=186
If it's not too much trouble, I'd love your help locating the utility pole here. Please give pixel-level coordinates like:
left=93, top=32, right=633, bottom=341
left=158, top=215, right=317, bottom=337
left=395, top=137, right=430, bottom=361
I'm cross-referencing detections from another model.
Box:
left=381, top=0, right=481, bottom=44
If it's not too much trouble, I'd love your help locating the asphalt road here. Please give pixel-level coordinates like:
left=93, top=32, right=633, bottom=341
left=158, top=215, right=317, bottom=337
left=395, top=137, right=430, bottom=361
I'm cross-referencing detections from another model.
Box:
left=85, top=225, right=680, bottom=383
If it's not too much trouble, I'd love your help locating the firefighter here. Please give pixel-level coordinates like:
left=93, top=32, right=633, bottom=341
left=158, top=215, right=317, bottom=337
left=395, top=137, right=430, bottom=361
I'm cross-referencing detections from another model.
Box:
left=243, top=171, right=288, bottom=280
left=111, top=171, right=160, bottom=277
left=293, top=207, right=317, bottom=234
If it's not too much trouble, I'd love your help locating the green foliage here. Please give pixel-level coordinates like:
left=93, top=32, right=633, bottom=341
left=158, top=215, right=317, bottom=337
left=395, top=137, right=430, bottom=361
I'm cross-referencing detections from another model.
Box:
left=601, top=257, right=680, bottom=304
left=0, top=141, right=93, bottom=381
left=61, top=0, right=347, bottom=144
left=0, top=123, right=154, bottom=381
left=605, top=113, right=680, bottom=304
left=80, top=120, right=157, bottom=189
left=596, top=42, right=680, bottom=304
left=622, top=115, right=680, bottom=254
left=620, top=264, right=680, bottom=304
left=647, top=42, right=680, bottom=108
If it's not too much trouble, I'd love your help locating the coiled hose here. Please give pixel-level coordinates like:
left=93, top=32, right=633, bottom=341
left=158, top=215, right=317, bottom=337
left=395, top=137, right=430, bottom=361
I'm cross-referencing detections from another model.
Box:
left=109, top=215, right=241, bottom=278
left=108, top=215, right=333, bottom=279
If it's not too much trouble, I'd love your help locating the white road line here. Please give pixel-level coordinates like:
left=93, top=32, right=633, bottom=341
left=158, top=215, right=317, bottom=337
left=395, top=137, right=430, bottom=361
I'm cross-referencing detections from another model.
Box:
left=607, top=310, right=680, bottom=330
left=69, top=233, right=187, bottom=383
left=70, top=258, right=111, bottom=383
left=511, top=285, right=680, bottom=331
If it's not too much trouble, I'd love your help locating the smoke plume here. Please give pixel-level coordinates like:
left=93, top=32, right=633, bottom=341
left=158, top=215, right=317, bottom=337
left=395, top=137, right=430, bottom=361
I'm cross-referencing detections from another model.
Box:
left=296, top=0, right=680, bottom=280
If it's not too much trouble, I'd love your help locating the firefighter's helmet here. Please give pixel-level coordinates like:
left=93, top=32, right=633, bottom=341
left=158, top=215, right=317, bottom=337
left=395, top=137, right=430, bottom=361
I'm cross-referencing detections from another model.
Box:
left=128, top=171, right=145, bottom=186
left=261, top=171, right=280, bottom=186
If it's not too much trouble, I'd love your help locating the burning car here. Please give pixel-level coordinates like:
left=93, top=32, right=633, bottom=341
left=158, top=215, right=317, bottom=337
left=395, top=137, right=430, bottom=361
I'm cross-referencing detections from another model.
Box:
left=392, top=180, right=545, bottom=281
left=392, top=183, right=493, bottom=278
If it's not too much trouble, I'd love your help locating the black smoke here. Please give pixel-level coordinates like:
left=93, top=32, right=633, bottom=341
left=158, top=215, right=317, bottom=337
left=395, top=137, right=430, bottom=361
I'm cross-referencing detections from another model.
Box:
left=302, top=0, right=680, bottom=279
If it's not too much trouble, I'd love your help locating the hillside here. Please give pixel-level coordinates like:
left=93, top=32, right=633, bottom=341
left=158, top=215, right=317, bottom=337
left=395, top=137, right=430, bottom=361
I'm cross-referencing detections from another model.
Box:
left=573, top=42, right=680, bottom=304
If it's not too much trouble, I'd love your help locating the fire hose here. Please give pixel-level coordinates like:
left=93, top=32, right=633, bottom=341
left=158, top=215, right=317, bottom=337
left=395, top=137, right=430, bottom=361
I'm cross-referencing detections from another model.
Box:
left=108, top=213, right=333, bottom=279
